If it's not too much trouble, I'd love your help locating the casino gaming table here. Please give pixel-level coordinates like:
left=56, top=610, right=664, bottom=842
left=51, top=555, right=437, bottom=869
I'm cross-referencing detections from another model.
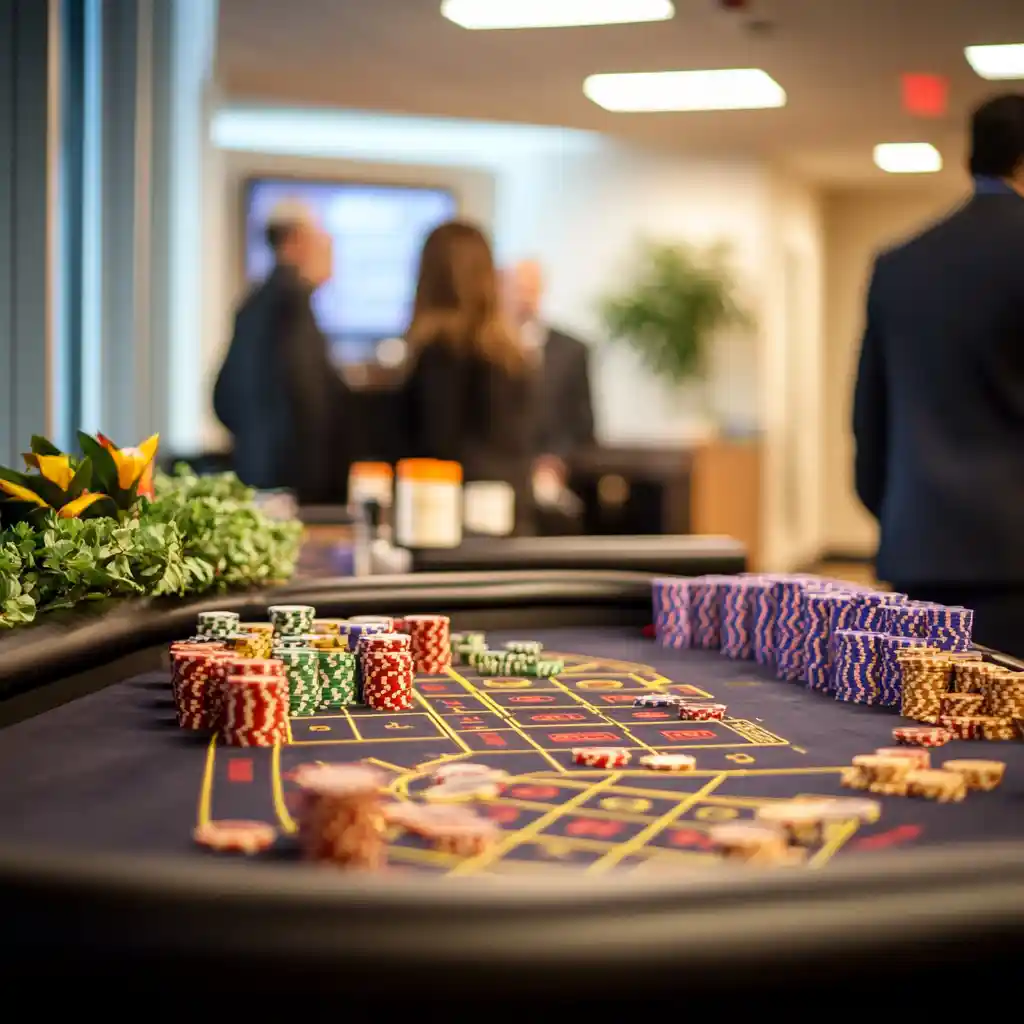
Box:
left=1, top=570, right=1024, bottom=1001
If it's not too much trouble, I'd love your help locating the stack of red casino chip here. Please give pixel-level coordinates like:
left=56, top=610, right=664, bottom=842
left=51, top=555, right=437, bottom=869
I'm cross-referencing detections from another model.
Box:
left=362, top=652, right=415, bottom=710
left=170, top=644, right=229, bottom=730
left=678, top=702, right=728, bottom=721
left=295, top=763, right=387, bottom=870
left=404, top=613, right=451, bottom=674
left=220, top=665, right=289, bottom=747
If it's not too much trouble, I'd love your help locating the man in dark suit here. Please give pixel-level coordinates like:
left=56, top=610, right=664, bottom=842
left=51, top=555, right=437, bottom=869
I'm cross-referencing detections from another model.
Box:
left=852, top=93, right=1024, bottom=657
left=506, top=260, right=595, bottom=528
left=214, top=201, right=355, bottom=504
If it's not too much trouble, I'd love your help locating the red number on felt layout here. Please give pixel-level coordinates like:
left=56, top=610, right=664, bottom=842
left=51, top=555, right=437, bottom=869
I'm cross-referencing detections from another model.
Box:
left=632, top=710, right=670, bottom=720
left=565, top=818, right=625, bottom=839
left=658, top=729, right=716, bottom=741
left=484, top=805, right=521, bottom=824
left=851, top=824, right=922, bottom=851
left=526, top=712, right=587, bottom=723
left=665, top=828, right=715, bottom=850
left=454, top=716, right=487, bottom=726
left=547, top=731, right=620, bottom=744
left=508, top=694, right=557, bottom=704
left=507, top=785, right=561, bottom=800
left=419, top=683, right=450, bottom=693
left=478, top=732, right=508, bottom=747
left=598, top=694, right=636, bottom=704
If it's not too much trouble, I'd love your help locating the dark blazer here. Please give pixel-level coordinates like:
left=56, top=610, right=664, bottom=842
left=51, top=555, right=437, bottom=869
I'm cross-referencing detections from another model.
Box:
left=853, top=189, right=1024, bottom=585
left=213, top=266, right=354, bottom=503
left=402, top=339, right=534, bottom=532
left=534, top=327, right=595, bottom=459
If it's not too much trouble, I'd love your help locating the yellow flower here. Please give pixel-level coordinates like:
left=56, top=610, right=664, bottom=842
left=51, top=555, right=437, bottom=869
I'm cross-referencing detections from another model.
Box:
left=57, top=492, right=108, bottom=518
left=104, top=433, right=160, bottom=490
left=0, top=479, right=48, bottom=507
left=35, top=454, right=75, bottom=491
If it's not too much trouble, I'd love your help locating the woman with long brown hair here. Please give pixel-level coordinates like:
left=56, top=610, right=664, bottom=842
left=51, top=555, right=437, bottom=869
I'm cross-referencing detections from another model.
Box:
left=402, top=220, right=534, bottom=533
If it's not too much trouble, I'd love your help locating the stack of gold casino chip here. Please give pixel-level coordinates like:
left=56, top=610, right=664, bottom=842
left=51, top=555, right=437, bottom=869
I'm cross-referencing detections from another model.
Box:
left=898, top=651, right=953, bottom=722
left=755, top=800, right=836, bottom=846
left=840, top=765, right=871, bottom=791
left=707, top=822, right=796, bottom=866
left=938, top=692, right=984, bottom=718
left=904, top=769, right=968, bottom=803
left=984, top=669, right=1024, bottom=718
left=237, top=623, right=274, bottom=659
left=941, top=759, right=1006, bottom=792
left=953, top=659, right=995, bottom=695
left=850, top=753, right=915, bottom=796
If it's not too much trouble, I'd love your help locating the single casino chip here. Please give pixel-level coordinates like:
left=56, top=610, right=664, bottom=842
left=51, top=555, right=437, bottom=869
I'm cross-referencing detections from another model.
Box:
left=572, top=746, right=631, bottom=768
left=193, top=819, right=278, bottom=854
left=875, top=746, right=931, bottom=770
left=433, top=762, right=499, bottom=783
left=892, top=726, right=952, bottom=747
left=639, top=753, right=696, bottom=772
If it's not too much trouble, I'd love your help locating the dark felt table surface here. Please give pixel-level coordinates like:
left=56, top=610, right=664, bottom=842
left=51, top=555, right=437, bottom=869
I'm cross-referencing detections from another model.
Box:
left=2, top=626, right=1022, bottom=872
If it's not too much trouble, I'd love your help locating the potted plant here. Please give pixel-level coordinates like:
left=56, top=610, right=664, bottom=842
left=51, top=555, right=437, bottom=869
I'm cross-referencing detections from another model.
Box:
left=600, top=239, right=752, bottom=424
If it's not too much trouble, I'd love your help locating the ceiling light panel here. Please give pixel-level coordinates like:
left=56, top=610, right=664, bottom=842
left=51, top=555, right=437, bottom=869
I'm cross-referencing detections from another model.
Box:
left=441, top=0, right=675, bottom=30
left=964, top=43, right=1024, bottom=80
left=873, top=143, right=942, bottom=174
left=583, top=69, right=786, bottom=112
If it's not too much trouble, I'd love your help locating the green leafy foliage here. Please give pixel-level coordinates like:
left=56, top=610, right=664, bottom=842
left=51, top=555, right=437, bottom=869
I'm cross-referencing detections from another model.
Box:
left=600, top=239, right=752, bottom=385
left=0, top=466, right=303, bottom=630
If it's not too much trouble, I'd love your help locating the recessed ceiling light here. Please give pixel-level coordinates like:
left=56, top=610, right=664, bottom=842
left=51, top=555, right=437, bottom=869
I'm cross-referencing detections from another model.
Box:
left=873, top=143, right=943, bottom=174
left=964, top=43, right=1024, bottom=80
left=441, top=0, right=675, bottom=30
left=583, top=69, right=786, bottom=112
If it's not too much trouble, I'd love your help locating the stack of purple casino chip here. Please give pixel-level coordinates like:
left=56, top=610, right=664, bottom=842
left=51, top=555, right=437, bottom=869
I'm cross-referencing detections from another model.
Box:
left=773, top=578, right=811, bottom=682
left=878, top=634, right=933, bottom=706
left=924, top=604, right=974, bottom=651
left=689, top=575, right=730, bottom=650
left=802, top=591, right=852, bottom=693
left=720, top=577, right=757, bottom=660
left=651, top=577, right=692, bottom=648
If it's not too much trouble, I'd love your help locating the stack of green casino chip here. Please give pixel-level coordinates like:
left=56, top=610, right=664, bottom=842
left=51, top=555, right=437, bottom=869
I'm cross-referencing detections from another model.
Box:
left=317, top=649, right=358, bottom=709
left=469, top=641, right=565, bottom=678
left=196, top=610, right=240, bottom=639
left=272, top=646, right=322, bottom=717
left=452, top=632, right=487, bottom=666
left=268, top=604, right=316, bottom=637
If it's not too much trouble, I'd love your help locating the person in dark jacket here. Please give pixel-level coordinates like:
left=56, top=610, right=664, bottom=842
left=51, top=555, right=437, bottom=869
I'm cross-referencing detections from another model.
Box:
left=214, top=201, right=354, bottom=504
left=505, top=259, right=595, bottom=533
left=402, top=220, right=534, bottom=533
left=852, top=93, right=1024, bottom=657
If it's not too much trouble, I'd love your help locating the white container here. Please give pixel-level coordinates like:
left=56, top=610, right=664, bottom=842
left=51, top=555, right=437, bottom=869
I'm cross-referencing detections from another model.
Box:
left=463, top=480, right=515, bottom=537
left=394, top=459, right=463, bottom=549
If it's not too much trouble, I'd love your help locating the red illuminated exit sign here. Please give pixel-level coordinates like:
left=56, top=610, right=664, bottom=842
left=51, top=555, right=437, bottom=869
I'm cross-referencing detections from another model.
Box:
left=902, top=74, right=948, bottom=118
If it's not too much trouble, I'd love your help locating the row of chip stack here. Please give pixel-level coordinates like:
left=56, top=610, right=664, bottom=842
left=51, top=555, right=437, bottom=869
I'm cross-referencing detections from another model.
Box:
left=650, top=574, right=1011, bottom=715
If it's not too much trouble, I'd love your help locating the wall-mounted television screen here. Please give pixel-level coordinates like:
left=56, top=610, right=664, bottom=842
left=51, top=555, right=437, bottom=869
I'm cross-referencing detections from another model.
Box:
left=243, top=178, right=458, bottom=363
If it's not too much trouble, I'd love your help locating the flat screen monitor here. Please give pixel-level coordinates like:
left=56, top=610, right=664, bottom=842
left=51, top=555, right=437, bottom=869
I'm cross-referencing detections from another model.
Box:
left=243, top=178, right=458, bottom=363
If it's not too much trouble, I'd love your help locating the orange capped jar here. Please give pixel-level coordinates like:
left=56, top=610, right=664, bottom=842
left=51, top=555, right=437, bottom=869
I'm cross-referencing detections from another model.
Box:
left=394, top=460, right=463, bottom=549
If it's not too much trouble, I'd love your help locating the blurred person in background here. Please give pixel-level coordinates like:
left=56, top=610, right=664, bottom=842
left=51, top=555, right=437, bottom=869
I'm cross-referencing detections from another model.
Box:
left=852, top=93, right=1024, bottom=658
left=402, top=221, right=534, bottom=533
left=214, top=200, right=357, bottom=504
left=505, top=259, right=595, bottom=532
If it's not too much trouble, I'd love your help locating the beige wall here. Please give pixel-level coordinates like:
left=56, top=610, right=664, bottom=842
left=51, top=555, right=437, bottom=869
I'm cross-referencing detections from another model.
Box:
left=822, top=184, right=966, bottom=556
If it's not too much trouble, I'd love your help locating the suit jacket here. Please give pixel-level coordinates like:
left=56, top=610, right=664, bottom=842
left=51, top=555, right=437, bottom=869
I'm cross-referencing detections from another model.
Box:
left=213, top=266, right=355, bottom=503
left=852, top=188, right=1024, bottom=585
left=402, top=338, right=534, bottom=532
left=533, top=327, right=595, bottom=459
